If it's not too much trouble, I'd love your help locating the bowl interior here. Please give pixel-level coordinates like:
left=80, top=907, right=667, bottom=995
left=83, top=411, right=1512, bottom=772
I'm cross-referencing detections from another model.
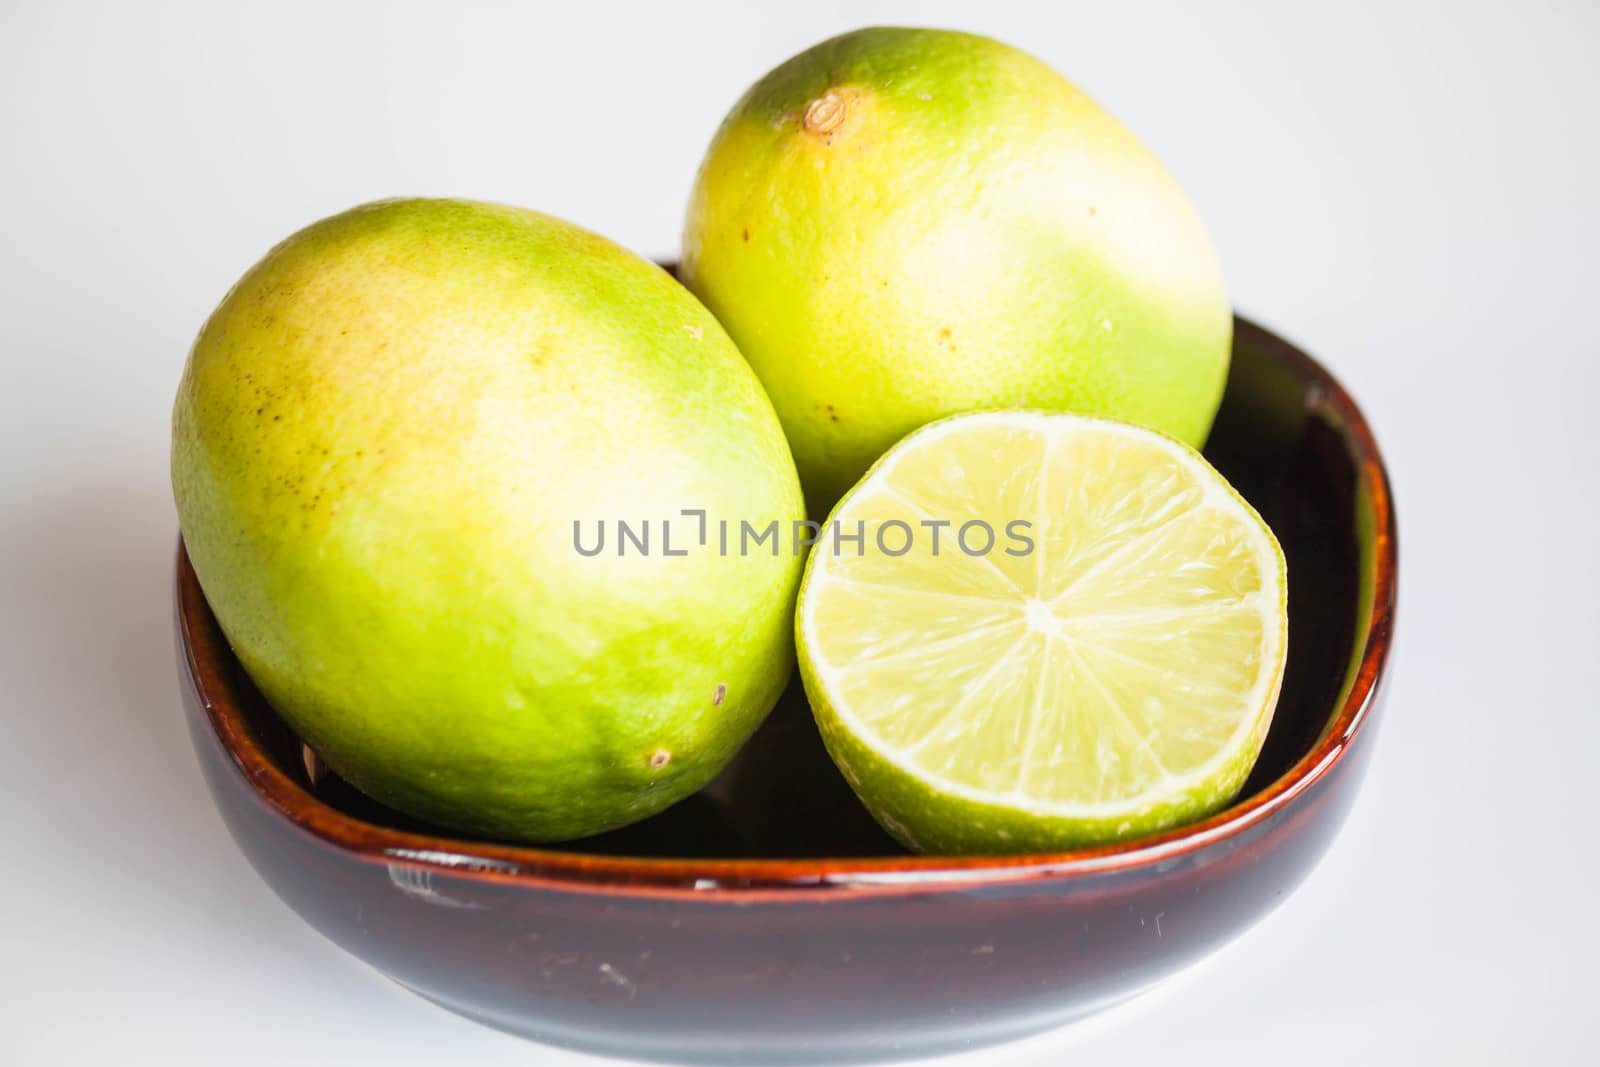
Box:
left=190, top=317, right=1381, bottom=863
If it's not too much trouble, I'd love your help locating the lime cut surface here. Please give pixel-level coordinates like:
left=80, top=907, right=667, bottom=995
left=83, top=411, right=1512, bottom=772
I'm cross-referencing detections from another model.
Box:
left=797, top=411, right=1288, bottom=853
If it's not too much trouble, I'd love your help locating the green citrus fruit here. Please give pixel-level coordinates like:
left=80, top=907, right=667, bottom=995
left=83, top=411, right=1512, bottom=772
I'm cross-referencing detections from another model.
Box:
left=173, top=199, right=805, bottom=842
left=683, top=27, right=1232, bottom=511
left=796, top=411, right=1287, bottom=854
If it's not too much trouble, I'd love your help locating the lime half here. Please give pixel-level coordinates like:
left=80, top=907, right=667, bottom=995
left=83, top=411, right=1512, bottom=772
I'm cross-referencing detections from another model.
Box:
left=796, top=411, right=1288, bottom=853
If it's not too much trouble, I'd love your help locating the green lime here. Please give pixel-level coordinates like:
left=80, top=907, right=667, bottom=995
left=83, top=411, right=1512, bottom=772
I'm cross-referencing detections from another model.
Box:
left=797, top=411, right=1287, bottom=853
left=173, top=199, right=805, bottom=842
left=683, top=27, right=1232, bottom=511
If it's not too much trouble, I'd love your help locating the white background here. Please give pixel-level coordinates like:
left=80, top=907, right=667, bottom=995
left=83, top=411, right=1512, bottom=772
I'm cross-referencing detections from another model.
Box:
left=2, top=1, right=1596, bottom=1063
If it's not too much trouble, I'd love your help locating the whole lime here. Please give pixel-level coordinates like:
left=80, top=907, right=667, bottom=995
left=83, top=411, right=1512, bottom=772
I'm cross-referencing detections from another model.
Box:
left=683, top=27, right=1232, bottom=511
left=173, top=199, right=805, bottom=842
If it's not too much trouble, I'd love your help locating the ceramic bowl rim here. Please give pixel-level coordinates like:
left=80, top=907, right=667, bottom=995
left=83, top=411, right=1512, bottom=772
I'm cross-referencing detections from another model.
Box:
left=176, top=316, right=1397, bottom=902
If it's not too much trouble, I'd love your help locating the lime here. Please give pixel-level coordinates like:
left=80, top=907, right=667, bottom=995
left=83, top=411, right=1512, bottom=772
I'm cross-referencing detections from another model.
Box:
left=796, top=411, right=1287, bottom=853
left=683, top=27, right=1231, bottom=511
left=173, top=199, right=805, bottom=843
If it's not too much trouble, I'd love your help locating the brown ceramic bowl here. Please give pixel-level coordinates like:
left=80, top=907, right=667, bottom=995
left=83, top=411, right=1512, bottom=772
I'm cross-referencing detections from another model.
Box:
left=175, top=317, right=1396, bottom=1064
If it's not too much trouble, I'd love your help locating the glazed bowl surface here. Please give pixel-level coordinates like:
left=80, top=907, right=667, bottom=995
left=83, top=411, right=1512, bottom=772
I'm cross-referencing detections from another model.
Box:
left=176, top=316, right=1396, bottom=1064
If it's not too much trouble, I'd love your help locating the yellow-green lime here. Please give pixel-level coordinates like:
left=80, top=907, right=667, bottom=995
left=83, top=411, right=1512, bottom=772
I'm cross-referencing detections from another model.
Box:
left=796, top=411, right=1287, bottom=853
left=683, top=27, right=1232, bottom=512
left=173, top=199, right=805, bottom=843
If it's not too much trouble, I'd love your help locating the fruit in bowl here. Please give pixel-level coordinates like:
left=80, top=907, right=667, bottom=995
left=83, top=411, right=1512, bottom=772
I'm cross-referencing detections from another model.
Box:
left=797, top=411, right=1288, bottom=853
left=171, top=198, right=805, bottom=843
left=162, top=26, right=1402, bottom=1062
left=175, top=28, right=1276, bottom=860
left=172, top=316, right=1394, bottom=1064
left=682, top=27, right=1232, bottom=512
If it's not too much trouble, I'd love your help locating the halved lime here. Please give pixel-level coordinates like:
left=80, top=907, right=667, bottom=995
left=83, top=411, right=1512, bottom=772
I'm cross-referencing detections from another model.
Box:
left=796, top=411, right=1288, bottom=854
